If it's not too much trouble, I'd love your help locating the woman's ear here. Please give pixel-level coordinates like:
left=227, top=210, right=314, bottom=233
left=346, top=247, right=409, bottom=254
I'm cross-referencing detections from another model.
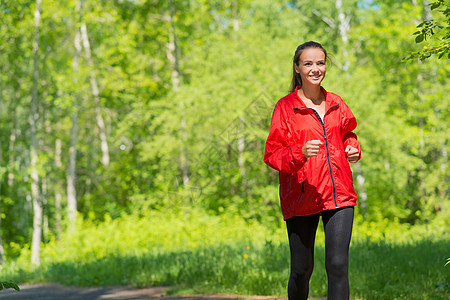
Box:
left=294, top=63, right=301, bottom=74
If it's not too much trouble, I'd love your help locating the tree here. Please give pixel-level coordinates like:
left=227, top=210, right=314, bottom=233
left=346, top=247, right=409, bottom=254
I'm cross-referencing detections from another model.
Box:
left=166, top=0, right=189, bottom=186
left=80, top=21, right=110, bottom=167
left=66, top=0, right=84, bottom=231
left=30, top=0, right=42, bottom=267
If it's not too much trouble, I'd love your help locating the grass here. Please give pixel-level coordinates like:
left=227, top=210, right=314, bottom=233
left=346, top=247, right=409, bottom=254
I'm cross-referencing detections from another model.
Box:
left=349, top=239, right=448, bottom=299
left=1, top=208, right=448, bottom=299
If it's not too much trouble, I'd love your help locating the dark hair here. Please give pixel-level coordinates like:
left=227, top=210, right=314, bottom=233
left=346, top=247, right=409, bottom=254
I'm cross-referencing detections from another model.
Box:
left=289, top=41, right=328, bottom=92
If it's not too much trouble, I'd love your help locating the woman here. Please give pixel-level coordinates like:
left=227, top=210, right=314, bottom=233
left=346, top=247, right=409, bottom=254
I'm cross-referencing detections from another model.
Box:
left=264, top=41, right=361, bottom=300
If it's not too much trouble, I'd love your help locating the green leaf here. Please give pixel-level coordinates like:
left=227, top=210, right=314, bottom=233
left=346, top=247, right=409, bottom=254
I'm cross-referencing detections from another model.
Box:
left=430, top=2, right=440, bottom=10
left=415, top=34, right=424, bottom=43
left=417, top=21, right=426, bottom=27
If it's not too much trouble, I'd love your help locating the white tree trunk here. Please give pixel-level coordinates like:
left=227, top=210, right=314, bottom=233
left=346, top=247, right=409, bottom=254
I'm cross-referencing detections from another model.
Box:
left=440, top=143, right=448, bottom=210
left=67, top=108, right=78, bottom=228
left=233, top=0, right=240, bottom=31
left=335, top=0, right=350, bottom=71
left=2, top=91, right=18, bottom=264
left=55, top=138, right=62, bottom=239
left=167, top=0, right=189, bottom=186
left=8, top=105, right=17, bottom=188
left=80, top=22, right=109, bottom=166
left=31, top=0, right=42, bottom=267
left=417, top=0, right=432, bottom=200
left=238, top=116, right=246, bottom=179
left=234, top=2, right=244, bottom=186
left=67, top=1, right=83, bottom=230
left=335, top=0, right=368, bottom=213
left=42, top=177, right=48, bottom=243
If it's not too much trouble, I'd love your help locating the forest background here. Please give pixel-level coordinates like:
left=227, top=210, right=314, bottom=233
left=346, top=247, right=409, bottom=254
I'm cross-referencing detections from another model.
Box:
left=0, top=0, right=448, bottom=299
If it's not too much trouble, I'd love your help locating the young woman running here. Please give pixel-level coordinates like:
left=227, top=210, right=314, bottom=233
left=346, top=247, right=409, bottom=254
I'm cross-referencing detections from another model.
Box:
left=264, top=41, right=361, bottom=300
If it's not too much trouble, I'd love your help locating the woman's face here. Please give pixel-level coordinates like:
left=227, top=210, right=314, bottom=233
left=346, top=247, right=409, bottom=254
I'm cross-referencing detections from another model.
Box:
left=295, top=48, right=326, bottom=87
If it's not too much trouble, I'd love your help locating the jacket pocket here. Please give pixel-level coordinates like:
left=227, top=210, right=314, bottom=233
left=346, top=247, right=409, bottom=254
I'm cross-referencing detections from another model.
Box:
left=296, top=178, right=305, bottom=205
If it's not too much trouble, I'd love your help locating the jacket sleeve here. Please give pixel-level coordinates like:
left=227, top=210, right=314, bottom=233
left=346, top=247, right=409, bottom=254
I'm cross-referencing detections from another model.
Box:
left=340, top=101, right=361, bottom=160
left=264, top=102, right=307, bottom=173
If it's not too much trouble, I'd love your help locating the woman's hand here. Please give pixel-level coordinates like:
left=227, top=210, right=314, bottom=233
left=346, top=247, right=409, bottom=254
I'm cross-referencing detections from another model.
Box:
left=302, top=140, right=323, bottom=158
left=345, top=145, right=360, bottom=163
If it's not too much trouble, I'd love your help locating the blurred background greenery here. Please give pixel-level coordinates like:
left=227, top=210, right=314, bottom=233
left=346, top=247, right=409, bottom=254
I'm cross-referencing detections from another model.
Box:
left=0, top=0, right=448, bottom=299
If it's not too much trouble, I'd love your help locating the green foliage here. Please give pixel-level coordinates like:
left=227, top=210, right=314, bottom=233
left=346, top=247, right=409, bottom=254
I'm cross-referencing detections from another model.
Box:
left=41, top=209, right=282, bottom=263
left=0, top=281, right=20, bottom=291
left=346, top=0, right=449, bottom=223
left=405, top=0, right=450, bottom=60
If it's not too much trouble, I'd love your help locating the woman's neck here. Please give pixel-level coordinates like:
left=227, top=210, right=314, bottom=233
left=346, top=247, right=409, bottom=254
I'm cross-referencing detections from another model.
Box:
left=299, top=85, right=323, bottom=104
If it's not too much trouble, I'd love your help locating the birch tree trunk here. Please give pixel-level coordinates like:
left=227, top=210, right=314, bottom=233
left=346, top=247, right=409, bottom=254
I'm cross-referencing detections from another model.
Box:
left=8, top=103, right=17, bottom=188
left=232, top=0, right=240, bottom=31
left=238, top=116, right=246, bottom=188
left=167, top=0, right=189, bottom=186
left=31, top=0, right=42, bottom=267
left=80, top=22, right=109, bottom=166
left=55, top=138, right=62, bottom=239
left=42, top=177, right=48, bottom=243
left=5, top=91, right=19, bottom=262
left=67, top=0, right=83, bottom=230
left=441, top=144, right=448, bottom=207
left=335, top=0, right=350, bottom=71
left=232, top=1, right=245, bottom=186
left=41, top=110, right=50, bottom=243
left=416, top=0, right=432, bottom=201
left=67, top=104, right=78, bottom=229
left=335, top=0, right=368, bottom=214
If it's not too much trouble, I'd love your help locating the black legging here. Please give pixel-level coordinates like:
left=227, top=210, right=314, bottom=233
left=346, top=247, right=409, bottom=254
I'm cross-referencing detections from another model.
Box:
left=286, top=206, right=354, bottom=300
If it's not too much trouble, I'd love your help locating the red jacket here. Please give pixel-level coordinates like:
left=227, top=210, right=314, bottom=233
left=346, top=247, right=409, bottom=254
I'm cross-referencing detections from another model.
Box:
left=264, top=87, right=361, bottom=220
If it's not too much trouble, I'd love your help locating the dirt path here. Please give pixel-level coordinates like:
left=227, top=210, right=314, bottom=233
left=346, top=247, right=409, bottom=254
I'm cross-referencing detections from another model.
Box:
left=0, top=283, right=291, bottom=300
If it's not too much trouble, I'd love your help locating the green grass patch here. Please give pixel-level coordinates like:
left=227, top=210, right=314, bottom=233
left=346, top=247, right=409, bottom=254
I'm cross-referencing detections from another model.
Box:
left=349, top=239, right=448, bottom=299
left=1, top=209, right=448, bottom=299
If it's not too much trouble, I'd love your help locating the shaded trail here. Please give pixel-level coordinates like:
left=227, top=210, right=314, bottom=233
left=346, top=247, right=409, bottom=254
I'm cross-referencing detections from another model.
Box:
left=0, top=284, right=290, bottom=300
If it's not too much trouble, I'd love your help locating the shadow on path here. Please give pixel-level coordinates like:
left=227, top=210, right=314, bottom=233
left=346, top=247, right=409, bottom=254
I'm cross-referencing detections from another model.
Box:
left=0, top=283, right=290, bottom=300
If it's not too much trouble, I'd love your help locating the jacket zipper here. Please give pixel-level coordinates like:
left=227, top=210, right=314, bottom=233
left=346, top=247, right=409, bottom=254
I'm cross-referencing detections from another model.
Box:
left=315, top=105, right=339, bottom=208
left=294, top=105, right=339, bottom=209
